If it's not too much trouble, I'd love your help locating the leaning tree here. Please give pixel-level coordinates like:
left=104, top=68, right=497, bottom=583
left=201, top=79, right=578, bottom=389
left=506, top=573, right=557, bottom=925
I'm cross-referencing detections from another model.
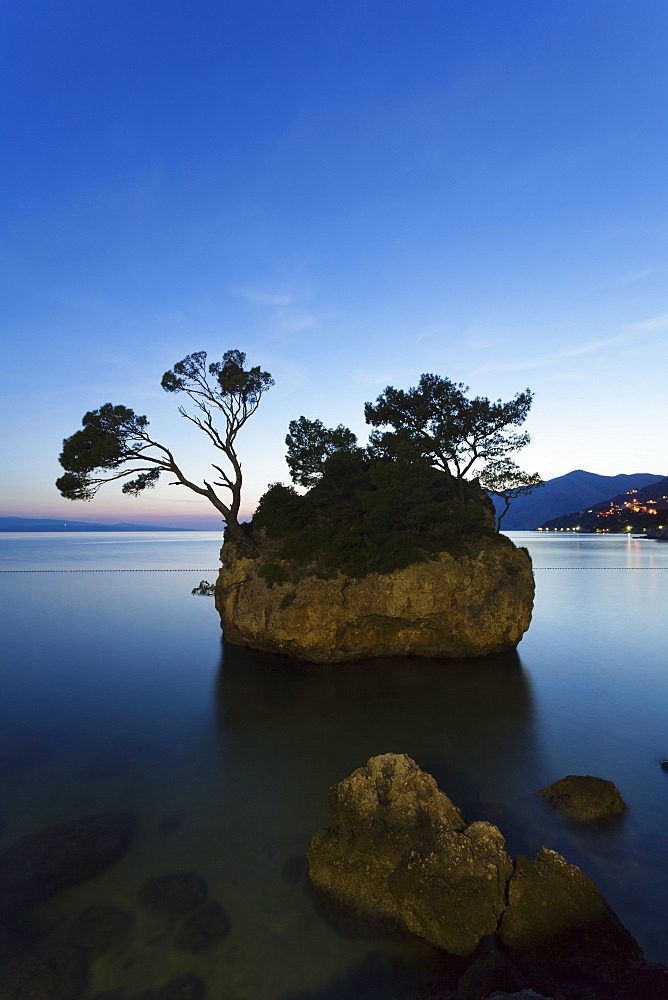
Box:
left=477, top=458, right=543, bottom=531
left=56, top=350, right=273, bottom=556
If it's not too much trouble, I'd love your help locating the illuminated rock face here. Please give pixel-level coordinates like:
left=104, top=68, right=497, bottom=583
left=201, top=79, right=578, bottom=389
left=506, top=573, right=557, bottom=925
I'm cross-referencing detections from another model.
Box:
left=307, top=754, right=647, bottom=977
left=307, top=754, right=512, bottom=956
left=215, top=536, right=534, bottom=663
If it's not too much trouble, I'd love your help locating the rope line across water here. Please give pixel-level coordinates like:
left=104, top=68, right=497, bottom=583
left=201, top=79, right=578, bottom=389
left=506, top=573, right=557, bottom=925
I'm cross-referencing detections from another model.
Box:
left=1, top=567, right=667, bottom=573
left=0, top=568, right=220, bottom=573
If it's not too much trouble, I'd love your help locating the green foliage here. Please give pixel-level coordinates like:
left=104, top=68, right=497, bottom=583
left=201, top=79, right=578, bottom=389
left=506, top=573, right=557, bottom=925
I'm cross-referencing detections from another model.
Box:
left=161, top=349, right=273, bottom=409
left=285, top=417, right=359, bottom=487
left=257, top=562, right=290, bottom=588
left=280, top=590, right=297, bottom=609
left=57, top=350, right=271, bottom=558
left=57, top=404, right=158, bottom=501
left=365, top=374, right=533, bottom=480
left=252, top=450, right=494, bottom=581
left=191, top=579, right=217, bottom=596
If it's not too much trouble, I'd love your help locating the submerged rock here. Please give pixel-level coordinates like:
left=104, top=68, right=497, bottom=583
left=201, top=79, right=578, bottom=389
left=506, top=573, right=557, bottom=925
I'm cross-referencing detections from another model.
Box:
left=129, top=975, right=206, bottom=1000
left=538, top=774, right=628, bottom=822
left=216, top=536, right=534, bottom=663
left=0, top=812, right=137, bottom=917
left=0, top=943, right=88, bottom=1000
left=69, top=903, right=134, bottom=959
left=174, top=900, right=230, bottom=953
left=137, top=872, right=208, bottom=916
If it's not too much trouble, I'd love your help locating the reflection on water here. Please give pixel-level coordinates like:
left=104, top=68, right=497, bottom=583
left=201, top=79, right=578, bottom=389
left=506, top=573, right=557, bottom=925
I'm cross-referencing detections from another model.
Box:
left=216, top=642, right=540, bottom=846
left=1, top=531, right=668, bottom=996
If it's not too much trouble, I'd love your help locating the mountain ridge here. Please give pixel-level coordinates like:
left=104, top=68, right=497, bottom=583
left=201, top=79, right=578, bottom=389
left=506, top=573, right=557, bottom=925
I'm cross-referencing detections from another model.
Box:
left=540, top=476, right=668, bottom=531
left=492, top=470, right=664, bottom=530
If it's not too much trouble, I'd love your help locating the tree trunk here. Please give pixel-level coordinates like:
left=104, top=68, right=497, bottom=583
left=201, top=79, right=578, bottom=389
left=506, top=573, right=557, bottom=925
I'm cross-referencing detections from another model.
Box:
left=224, top=517, right=260, bottom=558
left=496, top=497, right=511, bottom=532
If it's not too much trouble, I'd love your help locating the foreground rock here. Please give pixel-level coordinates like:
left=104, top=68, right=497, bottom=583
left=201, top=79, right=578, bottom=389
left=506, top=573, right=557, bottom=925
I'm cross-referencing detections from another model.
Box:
left=308, top=754, right=512, bottom=955
left=216, top=536, right=534, bottom=663
left=0, top=812, right=137, bottom=917
left=538, top=775, right=627, bottom=822
left=308, top=754, right=668, bottom=999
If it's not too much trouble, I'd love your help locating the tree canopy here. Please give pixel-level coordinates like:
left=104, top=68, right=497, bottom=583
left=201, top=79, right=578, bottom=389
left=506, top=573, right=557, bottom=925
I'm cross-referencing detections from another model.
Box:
left=57, top=350, right=272, bottom=555
left=253, top=448, right=496, bottom=581
left=284, top=374, right=535, bottom=499
left=285, top=417, right=359, bottom=487
left=364, top=375, right=533, bottom=485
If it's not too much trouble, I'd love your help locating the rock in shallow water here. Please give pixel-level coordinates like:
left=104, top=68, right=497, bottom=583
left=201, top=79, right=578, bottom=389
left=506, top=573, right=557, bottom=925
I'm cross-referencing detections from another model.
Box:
left=137, top=872, right=208, bottom=916
left=307, top=752, right=668, bottom=999
left=69, top=903, right=134, bottom=959
left=0, top=944, right=88, bottom=1000
left=308, top=753, right=512, bottom=956
left=174, top=900, right=230, bottom=953
left=0, top=812, right=137, bottom=917
left=538, top=774, right=627, bottom=823
left=130, top=975, right=206, bottom=1000
left=216, top=536, right=534, bottom=662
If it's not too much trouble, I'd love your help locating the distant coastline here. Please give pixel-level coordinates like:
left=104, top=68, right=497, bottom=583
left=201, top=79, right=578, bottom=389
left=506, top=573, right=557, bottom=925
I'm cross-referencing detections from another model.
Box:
left=0, top=517, right=201, bottom=532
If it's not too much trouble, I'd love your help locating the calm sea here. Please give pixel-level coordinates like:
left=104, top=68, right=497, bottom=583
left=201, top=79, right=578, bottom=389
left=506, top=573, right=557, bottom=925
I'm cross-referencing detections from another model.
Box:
left=1, top=530, right=667, bottom=997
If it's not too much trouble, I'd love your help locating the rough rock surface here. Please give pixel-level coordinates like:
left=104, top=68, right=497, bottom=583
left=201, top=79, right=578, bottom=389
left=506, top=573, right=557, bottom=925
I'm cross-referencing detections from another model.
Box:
left=498, top=846, right=644, bottom=996
left=538, top=774, right=628, bottom=822
left=0, top=812, right=137, bottom=917
left=216, top=536, right=534, bottom=662
left=308, top=754, right=512, bottom=955
left=307, top=753, right=668, bottom=999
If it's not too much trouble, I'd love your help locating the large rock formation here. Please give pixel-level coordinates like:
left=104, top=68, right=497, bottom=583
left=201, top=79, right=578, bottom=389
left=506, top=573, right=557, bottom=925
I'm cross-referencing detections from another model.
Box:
left=215, top=535, right=534, bottom=663
left=307, top=754, right=668, bottom=999
left=308, top=754, right=512, bottom=955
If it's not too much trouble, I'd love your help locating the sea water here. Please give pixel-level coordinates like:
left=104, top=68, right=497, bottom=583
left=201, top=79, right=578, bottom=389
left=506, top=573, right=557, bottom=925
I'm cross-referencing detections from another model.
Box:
left=1, top=530, right=667, bottom=997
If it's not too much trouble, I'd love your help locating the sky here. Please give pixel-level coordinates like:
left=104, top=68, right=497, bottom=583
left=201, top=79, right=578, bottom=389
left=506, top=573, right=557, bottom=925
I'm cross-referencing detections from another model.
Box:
left=1, top=0, right=667, bottom=528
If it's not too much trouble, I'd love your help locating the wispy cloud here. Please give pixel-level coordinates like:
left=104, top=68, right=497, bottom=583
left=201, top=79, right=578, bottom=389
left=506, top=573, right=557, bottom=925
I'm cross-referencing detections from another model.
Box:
left=471, top=312, right=668, bottom=377
left=621, top=264, right=666, bottom=284
left=471, top=334, right=627, bottom=375
left=231, top=283, right=328, bottom=335
left=621, top=312, right=668, bottom=334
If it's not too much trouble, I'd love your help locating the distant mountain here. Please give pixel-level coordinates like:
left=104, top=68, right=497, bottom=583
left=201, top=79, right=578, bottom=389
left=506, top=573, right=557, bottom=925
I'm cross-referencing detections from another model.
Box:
left=492, top=470, right=665, bottom=530
left=541, top=476, right=668, bottom=532
left=0, top=517, right=195, bottom=532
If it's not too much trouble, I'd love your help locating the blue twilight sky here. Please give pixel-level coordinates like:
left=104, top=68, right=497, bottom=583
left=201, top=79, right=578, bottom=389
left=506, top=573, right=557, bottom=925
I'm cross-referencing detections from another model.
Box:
left=1, top=0, right=667, bottom=528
